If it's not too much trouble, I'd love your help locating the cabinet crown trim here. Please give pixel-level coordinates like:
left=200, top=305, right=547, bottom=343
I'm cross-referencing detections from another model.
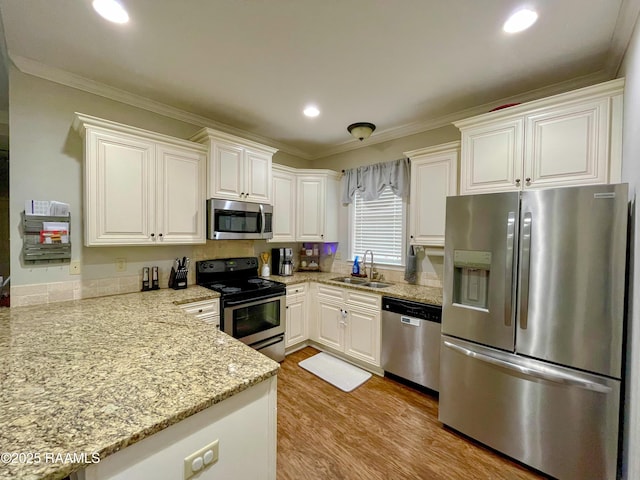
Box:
left=453, top=78, right=625, bottom=129
left=190, top=127, right=278, bottom=154
left=72, top=112, right=208, bottom=152
left=404, top=141, right=461, bottom=158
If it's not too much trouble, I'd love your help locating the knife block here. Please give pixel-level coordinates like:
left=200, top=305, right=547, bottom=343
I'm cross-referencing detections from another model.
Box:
left=169, top=267, right=188, bottom=290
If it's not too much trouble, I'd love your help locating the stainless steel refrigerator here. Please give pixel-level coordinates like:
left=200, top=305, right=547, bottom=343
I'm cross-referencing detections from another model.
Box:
left=439, top=184, right=628, bottom=480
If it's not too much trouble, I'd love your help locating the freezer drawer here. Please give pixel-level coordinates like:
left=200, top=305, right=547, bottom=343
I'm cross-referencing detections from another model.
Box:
left=439, top=336, right=621, bottom=480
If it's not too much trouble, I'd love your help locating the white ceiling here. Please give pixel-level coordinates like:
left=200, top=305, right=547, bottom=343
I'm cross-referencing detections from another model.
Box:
left=0, top=0, right=638, bottom=159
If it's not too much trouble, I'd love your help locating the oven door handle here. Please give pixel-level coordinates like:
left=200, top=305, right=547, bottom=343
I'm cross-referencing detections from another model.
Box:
left=224, top=292, right=285, bottom=307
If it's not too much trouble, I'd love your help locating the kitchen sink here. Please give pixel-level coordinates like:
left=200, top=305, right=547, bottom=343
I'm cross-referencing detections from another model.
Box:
left=331, top=276, right=369, bottom=285
left=364, top=281, right=392, bottom=288
left=330, top=277, right=392, bottom=288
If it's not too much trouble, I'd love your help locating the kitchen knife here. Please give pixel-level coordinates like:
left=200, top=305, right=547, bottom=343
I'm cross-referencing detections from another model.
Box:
left=182, top=256, right=187, bottom=269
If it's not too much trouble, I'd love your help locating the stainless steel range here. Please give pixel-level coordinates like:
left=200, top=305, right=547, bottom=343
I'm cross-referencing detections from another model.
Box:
left=196, top=257, right=286, bottom=362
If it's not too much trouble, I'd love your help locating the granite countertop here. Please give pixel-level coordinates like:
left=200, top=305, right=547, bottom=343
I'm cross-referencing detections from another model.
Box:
left=268, top=272, right=443, bottom=306
left=0, top=286, right=279, bottom=480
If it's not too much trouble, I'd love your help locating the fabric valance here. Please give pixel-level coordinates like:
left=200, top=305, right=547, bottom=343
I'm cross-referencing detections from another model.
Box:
left=341, top=158, right=410, bottom=204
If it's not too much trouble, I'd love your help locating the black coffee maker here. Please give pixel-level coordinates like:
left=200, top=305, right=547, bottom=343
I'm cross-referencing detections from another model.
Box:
left=272, top=248, right=294, bottom=276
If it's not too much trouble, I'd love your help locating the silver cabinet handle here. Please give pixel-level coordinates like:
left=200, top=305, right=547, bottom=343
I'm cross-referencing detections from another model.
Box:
left=443, top=341, right=611, bottom=393
left=517, top=212, right=532, bottom=330
left=504, top=211, right=516, bottom=327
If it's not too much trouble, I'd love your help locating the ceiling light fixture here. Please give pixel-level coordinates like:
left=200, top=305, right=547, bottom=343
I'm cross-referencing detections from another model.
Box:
left=347, top=122, right=376, bottom=141
left=303, top=105, right=320, bottom=117
left=92, top=0, right=130, bottom=24
left=503, top=8, right=538, bottom=33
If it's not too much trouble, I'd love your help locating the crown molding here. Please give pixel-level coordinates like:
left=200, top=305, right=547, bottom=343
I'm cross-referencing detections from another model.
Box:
left=608, top=0, right=640, bottom=76
left=309, top=69, right=613, bottom=159
left=9, top=54, right=617, bottom=162
left=9, top=54, right=313, bottom=160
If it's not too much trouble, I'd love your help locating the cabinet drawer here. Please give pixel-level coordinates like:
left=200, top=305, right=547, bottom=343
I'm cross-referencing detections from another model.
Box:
left=317, top=284, right=345, bottom=301
left=286, top=283, right=307, bottom=296
left=198, top=313, right=220, bottom=327
left=346, top=290, right=380, bottom=309
left=179, top=299, right=220, bottom=316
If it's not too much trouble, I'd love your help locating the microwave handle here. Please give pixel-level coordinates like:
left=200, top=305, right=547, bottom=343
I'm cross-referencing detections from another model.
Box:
left=258, top=203, right=264, bottom=235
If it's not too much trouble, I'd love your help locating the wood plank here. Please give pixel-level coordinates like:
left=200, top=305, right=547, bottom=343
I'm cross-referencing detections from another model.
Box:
left=277, top=347, right=547, bottom=480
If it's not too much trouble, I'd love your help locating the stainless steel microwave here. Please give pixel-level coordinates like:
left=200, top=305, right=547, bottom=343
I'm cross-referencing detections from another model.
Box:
left=207, top=199, right=273, bottom=240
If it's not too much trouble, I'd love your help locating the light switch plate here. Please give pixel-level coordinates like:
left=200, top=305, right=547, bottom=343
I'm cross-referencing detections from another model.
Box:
left=69, top=261, right=81, bottom=275
left=115, top=258, right=126, bottom=272
left=184, top=439, right=219, bottom=479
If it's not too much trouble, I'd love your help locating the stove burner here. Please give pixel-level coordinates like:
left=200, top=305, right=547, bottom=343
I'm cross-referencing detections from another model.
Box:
left=222, top=287, right=242, bottom=294
left=210, top=283, right=226, bottom=289
left=248, top=278, right=267, bottom=284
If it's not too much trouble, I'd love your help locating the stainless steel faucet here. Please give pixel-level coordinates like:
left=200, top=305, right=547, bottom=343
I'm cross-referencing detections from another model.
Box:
left=362, top=250, right=374, bottom=280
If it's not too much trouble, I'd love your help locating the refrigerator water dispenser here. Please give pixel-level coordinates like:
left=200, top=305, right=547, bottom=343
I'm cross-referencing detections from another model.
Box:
left=452, top=250, right=491, bottom=310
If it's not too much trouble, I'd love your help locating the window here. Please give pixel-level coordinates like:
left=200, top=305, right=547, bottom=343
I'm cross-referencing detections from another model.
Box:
left=350, top=186, right=406, bottom=266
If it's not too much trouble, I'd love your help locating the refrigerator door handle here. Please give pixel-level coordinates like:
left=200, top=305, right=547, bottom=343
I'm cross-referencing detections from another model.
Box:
left=504, top=211, right=516, bottom=326
left=443, top=340, right=612, bottom=394
left=517, top=212, right=532, bottom=330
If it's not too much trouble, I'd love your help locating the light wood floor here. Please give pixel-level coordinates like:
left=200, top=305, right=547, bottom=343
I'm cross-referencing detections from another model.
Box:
left=277, top=347, right=548, bottom=480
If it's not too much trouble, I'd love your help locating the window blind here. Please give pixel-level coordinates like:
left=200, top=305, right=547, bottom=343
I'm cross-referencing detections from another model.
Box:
left=351, top=186, right=405, bottom=266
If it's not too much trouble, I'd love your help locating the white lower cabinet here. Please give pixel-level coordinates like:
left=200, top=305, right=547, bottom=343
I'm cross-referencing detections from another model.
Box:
left=313, top=284, right=381, bottom=367
left=285, top=284, right=308, bottom=348
left=79, top=377, right=276, bottom=480
left=178, top=298, right=220, bottom=328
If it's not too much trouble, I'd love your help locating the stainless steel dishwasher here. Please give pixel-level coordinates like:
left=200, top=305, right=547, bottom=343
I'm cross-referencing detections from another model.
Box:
left=381, top=296, right=442, bottom=391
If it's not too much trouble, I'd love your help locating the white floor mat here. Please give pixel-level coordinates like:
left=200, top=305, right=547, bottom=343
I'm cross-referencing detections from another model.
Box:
left=298, top=352, right=372, bottom=392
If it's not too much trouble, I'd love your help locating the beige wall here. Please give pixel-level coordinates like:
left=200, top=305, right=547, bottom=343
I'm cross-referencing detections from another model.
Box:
left=8, top=67, right=306, bottom=290
left=619, top=13, right=640, bottom=478
left=273, top=150, right=312, bottom=169
left=311, top=125, right=459, bottom=170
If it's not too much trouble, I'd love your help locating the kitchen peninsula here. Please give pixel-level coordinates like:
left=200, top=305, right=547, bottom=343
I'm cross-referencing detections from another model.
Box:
left=0, top=287, right=278, bottom=480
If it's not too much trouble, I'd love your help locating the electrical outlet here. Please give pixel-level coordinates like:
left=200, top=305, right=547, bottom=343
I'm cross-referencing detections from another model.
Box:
left=184, top=439, right=219, bottom=479
left=115, top=258, right=127, bottom=272
left=69, top=261, right=81, bottom=275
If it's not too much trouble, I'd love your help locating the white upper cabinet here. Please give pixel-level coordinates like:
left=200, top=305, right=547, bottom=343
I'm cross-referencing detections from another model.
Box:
left=405, top=141, right=459, bottom=247
left=295, top=170, right=339, bottom=243
left=191, top=129, right=277, bottom=203
left=455, top=79, right=624, bottom=195
left=73, top=113, right=207, bottom=246
left=270, top=165, right=297, bottom=243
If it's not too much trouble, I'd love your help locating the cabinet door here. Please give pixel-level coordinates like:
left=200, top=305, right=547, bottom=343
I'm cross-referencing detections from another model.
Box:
left=156, top=143, right=206, bottom=244
left=344, top=305, right=380, bottom=366
left=285, top=295, right=307, bottom=348
left=410, top=151, right=458, bottom=246
left=85, top=129, right=155, bottom=245
left=210, top=140, right=244, bottom=200
left=270, top=168, right=296, bottom=242
left=524, top=99, right=609, bottom=189
left=460, top=119, right=524, bottom=194
left=245, top=149, right=272, bottom=203
left=296, top=176, right=325, bottom=241
left=316, top=300, right=343, bottom=350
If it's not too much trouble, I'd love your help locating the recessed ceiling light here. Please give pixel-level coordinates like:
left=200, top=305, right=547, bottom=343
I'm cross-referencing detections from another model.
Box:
left=503, top=8, right=538, bottom=33
left=303, top=105, right=320, bottom=118
left=92, top=0, right=129, bottom=24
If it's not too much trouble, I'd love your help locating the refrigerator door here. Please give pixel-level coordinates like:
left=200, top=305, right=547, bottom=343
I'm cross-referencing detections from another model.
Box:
left=439, top=336, right=621, bottom=480
left=517, top=184, right=628, bottom=378
left=443, top=192, right=519, bottom=351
